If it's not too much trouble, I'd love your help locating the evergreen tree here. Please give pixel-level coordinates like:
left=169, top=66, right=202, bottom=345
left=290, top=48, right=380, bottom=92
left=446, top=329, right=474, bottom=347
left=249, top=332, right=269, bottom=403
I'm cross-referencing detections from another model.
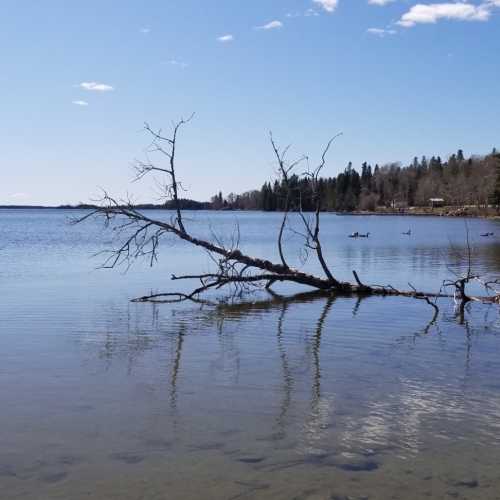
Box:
left=220, top=147, right=497, bottom=213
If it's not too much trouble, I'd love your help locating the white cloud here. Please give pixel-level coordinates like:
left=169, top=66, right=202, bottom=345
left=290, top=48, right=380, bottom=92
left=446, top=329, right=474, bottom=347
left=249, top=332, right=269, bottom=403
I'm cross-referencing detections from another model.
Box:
left=369, top=0, right=396, bottom=5
left=398, top=2, right=492, bottom=27
left=217, top=34, right=234, bottom=42
left=79, top=82, right=114, bottom=92
left=140, top=27, right=151, bottom=34
left=256, top=20, right=283, bottom=30
left=367, top=27, right=397, bottom=36
left=72, top=100, right=89, bottom=106
left=313, top=0, right=339, bottom=12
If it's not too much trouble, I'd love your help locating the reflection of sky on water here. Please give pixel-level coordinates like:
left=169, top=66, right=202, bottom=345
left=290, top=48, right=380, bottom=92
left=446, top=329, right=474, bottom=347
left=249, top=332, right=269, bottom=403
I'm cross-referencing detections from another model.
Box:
left=2, top=210, right=500, bottom=498
left=340, top=381, right=468, bottom=458
left=3, top=209, right=500, bottom=295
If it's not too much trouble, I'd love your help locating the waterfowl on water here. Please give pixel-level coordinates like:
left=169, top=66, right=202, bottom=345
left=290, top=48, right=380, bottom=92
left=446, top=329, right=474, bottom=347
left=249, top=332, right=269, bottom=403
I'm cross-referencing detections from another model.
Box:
left=349, top=232, right=370, bottom=238
left=480, top=232, right=494, bottom=237
left=402, top=229, right=411, bottom=235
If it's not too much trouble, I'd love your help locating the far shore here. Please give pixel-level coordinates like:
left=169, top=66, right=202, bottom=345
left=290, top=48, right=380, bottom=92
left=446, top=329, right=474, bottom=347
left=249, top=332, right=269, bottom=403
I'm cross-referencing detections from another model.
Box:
left=342, top=206, right=500, bottom=219
left=1, top=204, right=499, bottom=219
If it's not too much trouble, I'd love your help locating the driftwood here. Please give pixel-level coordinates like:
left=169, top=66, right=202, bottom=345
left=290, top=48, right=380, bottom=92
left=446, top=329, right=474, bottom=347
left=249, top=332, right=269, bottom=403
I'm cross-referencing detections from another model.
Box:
left=75, top=117, right=499, bottom=319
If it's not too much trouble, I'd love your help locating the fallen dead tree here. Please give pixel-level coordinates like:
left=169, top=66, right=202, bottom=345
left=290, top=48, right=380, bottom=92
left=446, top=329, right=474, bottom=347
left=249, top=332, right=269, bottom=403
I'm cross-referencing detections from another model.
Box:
left=75, top=117, right=499, bottom=316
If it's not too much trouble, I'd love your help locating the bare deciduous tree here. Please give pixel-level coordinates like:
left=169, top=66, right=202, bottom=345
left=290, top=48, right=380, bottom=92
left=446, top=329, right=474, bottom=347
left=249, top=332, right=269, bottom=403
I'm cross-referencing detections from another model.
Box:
left=75, top=117, right=498, bottom=317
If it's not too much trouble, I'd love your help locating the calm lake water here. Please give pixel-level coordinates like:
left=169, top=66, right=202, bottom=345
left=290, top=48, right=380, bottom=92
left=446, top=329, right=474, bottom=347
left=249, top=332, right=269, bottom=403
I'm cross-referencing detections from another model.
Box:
left=2, top=209, right=500, bottom=500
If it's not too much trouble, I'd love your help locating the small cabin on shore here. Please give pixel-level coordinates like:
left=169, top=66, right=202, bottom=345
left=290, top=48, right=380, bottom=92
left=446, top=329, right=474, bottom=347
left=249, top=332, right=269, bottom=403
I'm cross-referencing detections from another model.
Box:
left=429, top=198, right=445, bottom=208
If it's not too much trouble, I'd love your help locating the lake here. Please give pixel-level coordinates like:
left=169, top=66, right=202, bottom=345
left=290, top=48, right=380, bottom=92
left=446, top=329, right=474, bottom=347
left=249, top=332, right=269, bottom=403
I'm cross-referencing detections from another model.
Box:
left=2, top=209, right=500, bottom=500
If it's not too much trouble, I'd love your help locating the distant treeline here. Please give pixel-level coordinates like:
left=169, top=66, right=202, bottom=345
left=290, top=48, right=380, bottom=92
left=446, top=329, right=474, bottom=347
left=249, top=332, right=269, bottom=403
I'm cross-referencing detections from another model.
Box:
left=1, top=200, right=211, bottom=210
left=136, top=199, right=211, bottom=210
left=4, top=149, right=499, bottom=212
left=32, top=200, right=210, bottom=210
left=211, top=149, right=500, bottom=212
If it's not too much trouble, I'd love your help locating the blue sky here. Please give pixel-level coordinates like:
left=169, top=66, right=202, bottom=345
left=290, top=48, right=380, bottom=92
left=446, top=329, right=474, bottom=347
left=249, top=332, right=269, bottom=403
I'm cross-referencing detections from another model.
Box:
left=1, top=0, right=499, bottom=205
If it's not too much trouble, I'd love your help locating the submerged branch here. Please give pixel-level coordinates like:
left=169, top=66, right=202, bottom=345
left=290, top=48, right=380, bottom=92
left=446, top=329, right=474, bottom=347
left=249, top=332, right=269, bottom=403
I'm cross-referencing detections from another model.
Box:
left=75, top=117, right=500, bottom=317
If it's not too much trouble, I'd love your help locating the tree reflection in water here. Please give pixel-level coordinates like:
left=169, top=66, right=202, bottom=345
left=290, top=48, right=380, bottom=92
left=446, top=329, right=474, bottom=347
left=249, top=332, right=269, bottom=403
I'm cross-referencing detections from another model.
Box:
left=77, top=291, right=500, bottom=458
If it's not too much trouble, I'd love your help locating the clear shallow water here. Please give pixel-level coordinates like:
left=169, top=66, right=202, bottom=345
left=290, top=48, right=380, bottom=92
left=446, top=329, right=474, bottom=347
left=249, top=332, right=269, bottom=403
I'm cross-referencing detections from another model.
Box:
left=1, top=209, right=500, bottom=500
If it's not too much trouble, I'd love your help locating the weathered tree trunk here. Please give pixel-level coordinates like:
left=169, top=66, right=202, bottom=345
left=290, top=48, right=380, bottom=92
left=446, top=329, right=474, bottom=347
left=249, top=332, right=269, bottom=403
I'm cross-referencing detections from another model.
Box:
left=75, top=118, right=499, bottom=315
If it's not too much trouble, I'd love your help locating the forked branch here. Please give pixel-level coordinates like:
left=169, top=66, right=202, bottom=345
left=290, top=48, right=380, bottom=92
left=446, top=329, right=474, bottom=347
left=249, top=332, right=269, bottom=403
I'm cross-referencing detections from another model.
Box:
left=75, top=118, right=499, bottom=313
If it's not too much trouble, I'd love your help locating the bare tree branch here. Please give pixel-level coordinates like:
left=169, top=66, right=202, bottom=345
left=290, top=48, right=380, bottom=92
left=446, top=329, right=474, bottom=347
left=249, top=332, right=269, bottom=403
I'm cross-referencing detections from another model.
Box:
left=136, top=114, right=195, bottom=233
left=75, top=118, right=500, bottom=318
left=269, top=132, right=307, bottom=270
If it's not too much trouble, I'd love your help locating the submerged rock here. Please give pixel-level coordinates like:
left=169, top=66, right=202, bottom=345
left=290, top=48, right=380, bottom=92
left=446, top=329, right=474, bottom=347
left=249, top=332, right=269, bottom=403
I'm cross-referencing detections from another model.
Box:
left=455, top=479, right=479, bottom=488
left=335, top=460, right=379, bottom=472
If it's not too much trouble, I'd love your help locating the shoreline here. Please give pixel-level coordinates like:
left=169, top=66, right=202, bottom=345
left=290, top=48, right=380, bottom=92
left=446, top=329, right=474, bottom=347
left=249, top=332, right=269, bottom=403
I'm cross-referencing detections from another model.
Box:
left=340, top=207, right=500, bottom=219
left=1, top=205, right=499, bottom=219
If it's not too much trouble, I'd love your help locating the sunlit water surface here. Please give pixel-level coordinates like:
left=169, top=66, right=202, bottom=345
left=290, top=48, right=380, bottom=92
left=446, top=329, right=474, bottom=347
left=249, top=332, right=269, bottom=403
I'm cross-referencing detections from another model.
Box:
left=2, top=209, right=500, bottom=500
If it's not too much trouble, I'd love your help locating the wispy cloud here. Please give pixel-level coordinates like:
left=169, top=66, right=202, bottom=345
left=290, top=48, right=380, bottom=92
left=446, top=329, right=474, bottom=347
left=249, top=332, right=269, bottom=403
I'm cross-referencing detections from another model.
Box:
left=72, top=100, right=89, bottom=106
left=368, top=0, right=396, bottom=5
left=140, top=27, right=151, bottom=34
left=286, top=9, right=319, bottom=17
left=397, top=2, right=493, bottom=27
left=367, top=27, right=397, bottom=36
left=167, top=59, right=189, bottom=69
left=217, top=34, right=234, bottom=42
left=255, top=20, right=283, bottom=30
left=305, top=8, right=320, bottom=16
left=313, top=0, right=339, bottom=13
left=79, top=82, right=114, bottom=92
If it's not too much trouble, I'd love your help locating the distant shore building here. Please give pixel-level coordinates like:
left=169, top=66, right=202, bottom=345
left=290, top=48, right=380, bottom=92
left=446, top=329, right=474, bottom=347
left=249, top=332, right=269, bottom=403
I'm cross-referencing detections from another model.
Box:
left=429, top=198, right=445, bottom=208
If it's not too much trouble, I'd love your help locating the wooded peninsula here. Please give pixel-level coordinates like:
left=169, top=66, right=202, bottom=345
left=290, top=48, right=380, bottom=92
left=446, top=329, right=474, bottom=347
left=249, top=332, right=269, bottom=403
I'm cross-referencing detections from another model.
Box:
left=211, top=148, right=500, bottom=214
